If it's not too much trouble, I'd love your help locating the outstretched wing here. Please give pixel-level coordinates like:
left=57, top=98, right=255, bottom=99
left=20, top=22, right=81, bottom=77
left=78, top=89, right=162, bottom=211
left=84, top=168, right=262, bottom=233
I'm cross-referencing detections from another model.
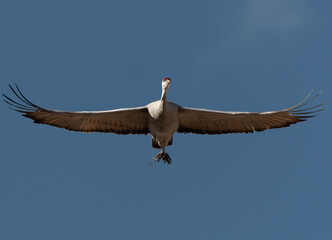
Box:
left=3, top=84, right=150, bottom=135
left=177, top=91, right=324, bottom=134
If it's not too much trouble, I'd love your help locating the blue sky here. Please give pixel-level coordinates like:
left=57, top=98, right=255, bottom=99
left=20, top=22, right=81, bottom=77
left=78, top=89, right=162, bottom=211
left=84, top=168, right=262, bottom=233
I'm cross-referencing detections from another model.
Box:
left=0, top=0, right=331, bottom=239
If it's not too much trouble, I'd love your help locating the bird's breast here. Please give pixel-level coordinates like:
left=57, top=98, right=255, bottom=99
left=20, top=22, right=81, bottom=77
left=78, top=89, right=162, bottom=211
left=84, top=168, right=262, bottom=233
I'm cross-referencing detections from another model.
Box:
left=147, top=101, right=179, bottom=136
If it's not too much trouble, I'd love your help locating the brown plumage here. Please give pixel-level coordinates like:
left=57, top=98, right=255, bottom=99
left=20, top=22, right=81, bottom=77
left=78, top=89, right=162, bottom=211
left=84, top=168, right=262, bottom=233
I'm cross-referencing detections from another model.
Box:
left=2, top=80, right=324, bottom=165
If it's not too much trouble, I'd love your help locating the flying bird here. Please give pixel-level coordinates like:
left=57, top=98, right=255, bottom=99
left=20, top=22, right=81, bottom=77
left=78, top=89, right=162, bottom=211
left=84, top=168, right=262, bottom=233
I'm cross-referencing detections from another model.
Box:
left=2, top=78, right=324, bottom=165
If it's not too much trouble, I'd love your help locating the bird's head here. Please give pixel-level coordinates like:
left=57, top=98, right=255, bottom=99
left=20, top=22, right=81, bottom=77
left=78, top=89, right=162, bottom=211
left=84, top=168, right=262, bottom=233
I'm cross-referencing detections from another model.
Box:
left=162, top=77, right=171, bottom=91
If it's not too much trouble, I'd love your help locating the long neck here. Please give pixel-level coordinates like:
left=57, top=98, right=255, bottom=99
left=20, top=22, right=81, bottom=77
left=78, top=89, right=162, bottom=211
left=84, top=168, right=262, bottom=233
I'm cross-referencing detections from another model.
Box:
left=159, top=87, right=168, bottom=112
left=161, top=87, right=167, bottom=102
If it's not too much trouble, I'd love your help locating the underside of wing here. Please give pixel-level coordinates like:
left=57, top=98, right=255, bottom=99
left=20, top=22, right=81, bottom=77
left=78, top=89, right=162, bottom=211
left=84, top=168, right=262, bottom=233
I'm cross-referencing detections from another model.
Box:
left=3, top=84, right=150, bottom=135
left=177, top=91, right=324, bottom=135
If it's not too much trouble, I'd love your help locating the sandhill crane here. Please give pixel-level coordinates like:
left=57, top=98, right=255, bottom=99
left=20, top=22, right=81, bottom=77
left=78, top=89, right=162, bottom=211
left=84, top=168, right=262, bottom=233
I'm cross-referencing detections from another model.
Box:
left=2, top=78, right=324, bottom=165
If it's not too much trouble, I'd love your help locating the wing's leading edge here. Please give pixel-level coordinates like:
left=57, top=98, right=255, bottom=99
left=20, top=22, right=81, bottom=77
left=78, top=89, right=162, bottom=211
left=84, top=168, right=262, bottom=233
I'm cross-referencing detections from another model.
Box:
left=3, top=84, right=150, bottom=135
left=177, top=91, right=324, bottom=134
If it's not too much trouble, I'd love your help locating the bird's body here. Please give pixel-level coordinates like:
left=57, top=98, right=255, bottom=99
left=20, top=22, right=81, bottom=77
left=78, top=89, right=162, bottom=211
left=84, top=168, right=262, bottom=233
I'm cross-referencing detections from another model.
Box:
left=2, top=78, right=324, bottom=165
left=147, top=100, right=179, bottom=149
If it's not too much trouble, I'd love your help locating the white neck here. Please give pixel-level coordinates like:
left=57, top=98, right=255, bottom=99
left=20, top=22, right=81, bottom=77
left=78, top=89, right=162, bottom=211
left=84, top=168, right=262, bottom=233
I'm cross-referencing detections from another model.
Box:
left=161, top=88, right=167, bottom=102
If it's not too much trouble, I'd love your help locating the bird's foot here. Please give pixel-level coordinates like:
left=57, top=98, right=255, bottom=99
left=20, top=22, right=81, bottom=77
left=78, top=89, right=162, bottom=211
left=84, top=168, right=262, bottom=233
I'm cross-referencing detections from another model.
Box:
left=152, top=150, right=172, bottom=165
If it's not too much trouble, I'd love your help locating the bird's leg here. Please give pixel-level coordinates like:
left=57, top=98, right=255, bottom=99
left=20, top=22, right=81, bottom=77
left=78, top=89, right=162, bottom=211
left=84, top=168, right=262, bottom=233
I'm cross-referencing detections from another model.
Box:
left=152, top=150, right=165, bottom=162
left=163, top=152, right=172, bottom=165
left=152, top=150, right=172, bottom=165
